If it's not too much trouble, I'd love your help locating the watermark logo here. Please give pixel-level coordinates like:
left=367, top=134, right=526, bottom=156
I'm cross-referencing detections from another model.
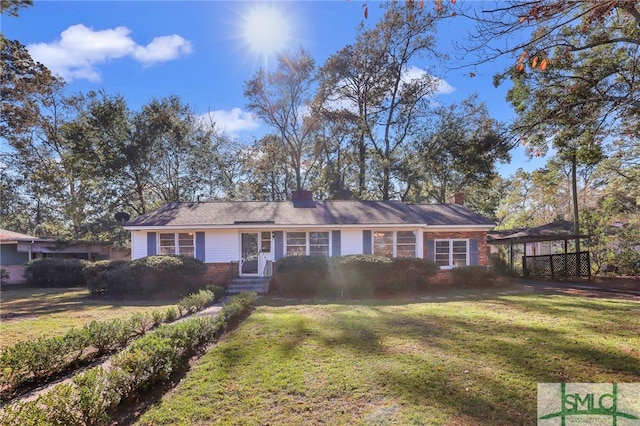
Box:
left=538, top=383, right=640, bottom=425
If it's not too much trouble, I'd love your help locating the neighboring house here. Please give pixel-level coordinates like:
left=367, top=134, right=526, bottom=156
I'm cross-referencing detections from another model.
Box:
left=123, top=191, right=495, bottom=285
left=0, top=228, right=130, bottom=284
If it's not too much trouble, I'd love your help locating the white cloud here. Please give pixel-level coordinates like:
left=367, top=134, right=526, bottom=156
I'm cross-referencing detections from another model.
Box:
left=402, top=65, right=455, bottom=95
left=27, top=24, right=192, bottom=82
left=200, top=108, right=261, bottom=134
left=133, top=35, right=192, bottom=65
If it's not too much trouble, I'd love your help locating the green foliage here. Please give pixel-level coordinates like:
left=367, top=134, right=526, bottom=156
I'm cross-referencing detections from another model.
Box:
left=24, top=258, right=88, bottom=287
left=271, top=255, right=440, bottom=297
left=83, top=260, right=127, bottom=294
left=165, top=306, right=178, bottom=322
left=271, top=255, right=329, bottom=296
left=205, top=284, right=226, bottom=301
left=95, top=255, right=207, bottom=298
left=450, top=266, right=498, bottom=288
left=328, top=255, right=393, bottom=297
left=383, top=257, right=440, bottom=294
left=0, top=292, right=254, bottom=425
left=488, top=253, right=510, bottom=276
left=177, top=289, right=216, bottom=314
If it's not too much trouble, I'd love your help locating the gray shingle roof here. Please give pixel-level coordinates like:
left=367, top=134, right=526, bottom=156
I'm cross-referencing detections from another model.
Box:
left=125, top=201, right=495, bottom=228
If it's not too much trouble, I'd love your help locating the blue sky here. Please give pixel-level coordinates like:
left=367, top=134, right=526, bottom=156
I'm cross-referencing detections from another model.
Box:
left=3, top=0, right=548, bottom=177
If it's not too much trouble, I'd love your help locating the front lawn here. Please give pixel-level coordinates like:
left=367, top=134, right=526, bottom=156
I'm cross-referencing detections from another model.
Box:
left=0, top=287, right=180, bottom=349
left=135, top=293, right=640, bottom=425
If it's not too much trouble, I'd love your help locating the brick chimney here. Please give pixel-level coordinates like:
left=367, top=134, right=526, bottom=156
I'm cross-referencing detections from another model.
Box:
left=450, top=193, right=465, bottom=205
left=291, top=190, right=313, bottom=201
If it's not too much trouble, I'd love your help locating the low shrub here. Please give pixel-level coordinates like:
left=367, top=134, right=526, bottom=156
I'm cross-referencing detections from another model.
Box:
left=488, top=253, right=510, bottom=276
left=83, top=260, right=127, bottom=295
left=270, top=256, right=329, bottom=296
left=450, top=266, right=499, bottom=288
left=205, top=285, right=226, bottom=301
left=0, top=292, right=257, bottom=426
left=328, top=255, right=392, bottom=297
left=24, top=258, right=88, bottom=287
left=177, top=289, right=216, bottom=314
left=382, top=257, right=440, bottom=294
left=101, top=255, right=208, bottom=298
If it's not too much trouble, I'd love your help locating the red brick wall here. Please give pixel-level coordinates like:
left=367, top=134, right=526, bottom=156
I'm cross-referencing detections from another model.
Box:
left=423, top=231, right=489, bottom=266
left=204, top=262, right=239, bottom=286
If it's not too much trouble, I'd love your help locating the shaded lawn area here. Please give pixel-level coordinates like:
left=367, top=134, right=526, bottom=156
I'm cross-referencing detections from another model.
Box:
left=135, top=293, right=640, bottom=425
left=0, top=287, right=180, bottom=349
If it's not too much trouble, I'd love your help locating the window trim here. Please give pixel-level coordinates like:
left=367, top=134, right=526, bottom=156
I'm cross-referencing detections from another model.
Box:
left=434, top=238, right=469, bottom=269
left=285, top=231, right=331, bottom=257
left=372, top=230, right=417, bottom=258
left=158, top=232, right=195, bottom=257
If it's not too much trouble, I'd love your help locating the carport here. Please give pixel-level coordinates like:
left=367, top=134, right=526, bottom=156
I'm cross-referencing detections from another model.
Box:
left=488, top=220, right=591, bottom=280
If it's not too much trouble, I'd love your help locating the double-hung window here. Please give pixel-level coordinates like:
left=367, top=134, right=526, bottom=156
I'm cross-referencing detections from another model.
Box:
left=286, top=231, right=330, bottom=256
left=373, top=230, right=416, bottom=258
left=159, top=232, right=195, bottom=257
left=435, top=239, right=468, bottom=268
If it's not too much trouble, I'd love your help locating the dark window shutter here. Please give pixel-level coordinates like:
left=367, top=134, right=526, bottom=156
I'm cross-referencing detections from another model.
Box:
left=426, top=239, right=435, bottom=261
left=147, top=232, right=157, bottom=256
left=274, top=231, right=284, bottom=260
left=195, top=232, right=205, bottom=261
left=332, top=230, right=341, bottom=256
left=469, top=239, right=479, bottom=265
left=363, top=230, right=372, bottom=254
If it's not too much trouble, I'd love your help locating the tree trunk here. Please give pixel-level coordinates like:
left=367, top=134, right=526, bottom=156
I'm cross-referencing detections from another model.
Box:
left=571, top=152, right=580, bottom=255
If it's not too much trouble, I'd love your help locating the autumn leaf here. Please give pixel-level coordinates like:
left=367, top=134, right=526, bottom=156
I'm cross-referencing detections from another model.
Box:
left=519, top=16, right=526, bottom=23
left=540, top=59, right=549, bottom=71
left=531, top=56, right=538, bottom=68
left=469, top=72, right=476, bottom=77
left=363, top=4, right=368, bottom=19
left=517, top=63, right=524, bottom=72
left=451, top=0, right=456, bottom=4
left=451, top=11, right=456, bottom=16
left=420, top=0, right=424, bottom=8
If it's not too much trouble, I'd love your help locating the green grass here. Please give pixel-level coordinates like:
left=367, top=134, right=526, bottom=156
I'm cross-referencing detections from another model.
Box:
left=135, top=293, right=640, bottom=425
left=0, top=287, right=180, bottom=349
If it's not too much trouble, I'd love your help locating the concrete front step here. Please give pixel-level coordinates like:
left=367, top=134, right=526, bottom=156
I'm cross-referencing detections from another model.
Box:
left=227, top=278, right=270, bottom=294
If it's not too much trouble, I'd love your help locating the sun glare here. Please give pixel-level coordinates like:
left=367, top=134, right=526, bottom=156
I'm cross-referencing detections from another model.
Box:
left=242, top=4, right=291, bottom=66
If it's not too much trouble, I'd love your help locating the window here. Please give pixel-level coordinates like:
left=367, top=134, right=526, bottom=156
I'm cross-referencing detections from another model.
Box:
left=373, top=231, right=394, bottom=257
left=396, top=231, right=416, bottom=258
left=159, top=232, right=195, bottom=257
left=286, top=231, right=330, bottom=256
left=261, top=231, right=271, bottom=253
left=435, top=239, right=468, bottom=268
left=286, top=232, right=307, bottom=256
left=373, top=230, right=416, bottom=257
left=309, top=232, right=330, bottom=256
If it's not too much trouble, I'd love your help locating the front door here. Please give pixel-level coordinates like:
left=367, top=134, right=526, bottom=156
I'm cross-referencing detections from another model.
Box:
left=240, top=232, right=259, bottom=276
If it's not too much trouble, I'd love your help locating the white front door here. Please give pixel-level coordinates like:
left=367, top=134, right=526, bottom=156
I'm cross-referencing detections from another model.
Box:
left=240, top=231, right=274, bottom=277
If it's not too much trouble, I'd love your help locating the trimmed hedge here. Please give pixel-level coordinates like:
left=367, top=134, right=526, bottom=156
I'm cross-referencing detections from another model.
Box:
left=24, top=258, right=89, bottom=287
left=87, top=255, right=208, bottom=298
left=0, top=288, right=223, bottom=400
left=449, top=266, right=499, bottom=288
left=270, top=256, right=329, bottom=296
left=270, top=255, right=440, bottom=297
left=0, top=292, right=256, bottom=426
left=83, top=260, right=127, bottom=294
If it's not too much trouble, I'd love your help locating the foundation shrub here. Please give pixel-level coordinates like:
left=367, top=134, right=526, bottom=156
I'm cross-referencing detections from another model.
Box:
left=382, top=257, right=440, bottom=294
left=84, top=260, right=127, bottom=295
left=24, top=258, right=88, bottom=287
left=450, top=265, right=498, bottom=287
left=99, top=255, right=208, bottom=298
left=328, top=255, right=392, bottom=297
left=270, top=256, right=329, bottom=296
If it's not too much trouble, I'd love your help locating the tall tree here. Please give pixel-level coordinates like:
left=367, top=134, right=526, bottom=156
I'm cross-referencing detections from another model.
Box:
left=244, top=48, right=320, bottom=192
left=403, top=95, right=511, bottom=204
left=317, top=1, right=439, bottom=200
